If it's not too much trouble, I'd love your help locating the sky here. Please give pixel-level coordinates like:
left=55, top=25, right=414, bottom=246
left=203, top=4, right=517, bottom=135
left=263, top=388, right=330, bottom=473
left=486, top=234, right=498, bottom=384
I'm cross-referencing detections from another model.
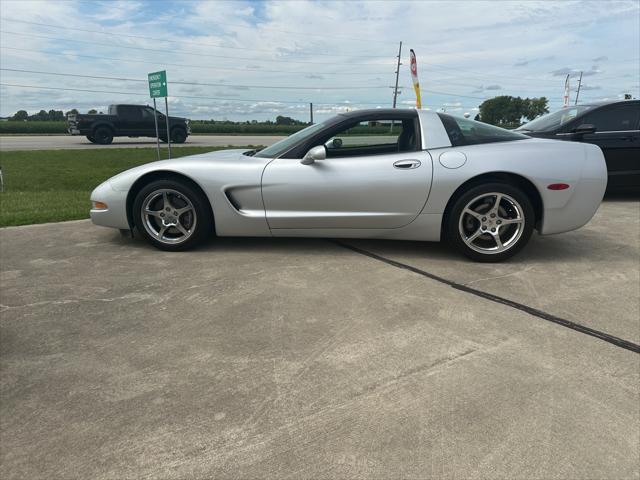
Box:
left=0, top=0, right=638, bottom=122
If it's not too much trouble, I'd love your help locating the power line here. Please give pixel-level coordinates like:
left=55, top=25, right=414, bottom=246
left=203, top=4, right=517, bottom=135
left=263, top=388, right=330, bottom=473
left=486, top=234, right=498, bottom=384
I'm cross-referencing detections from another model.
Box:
left=0, top=17, right=392, bottom=57
left=0, top=46, right=395, bottom=76
left=0, top=30, right=395, bottom=67
left=0, top=82, right=381, bottom=105
left=0, top=68, right=396, bottom=90
left=0, top=69, right=485, bottom=100
left=0, top=83, right=484, bottom=108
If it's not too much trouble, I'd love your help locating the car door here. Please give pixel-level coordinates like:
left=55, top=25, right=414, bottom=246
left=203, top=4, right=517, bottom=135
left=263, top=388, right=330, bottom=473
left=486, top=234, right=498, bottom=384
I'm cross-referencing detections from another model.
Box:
left=261, top=114, right=433, bottom=231
left=141, top=107, right=158, bottom=136
left=117, top=105, right=144, bottom=135
left=578, top=103, right=640, bottom=188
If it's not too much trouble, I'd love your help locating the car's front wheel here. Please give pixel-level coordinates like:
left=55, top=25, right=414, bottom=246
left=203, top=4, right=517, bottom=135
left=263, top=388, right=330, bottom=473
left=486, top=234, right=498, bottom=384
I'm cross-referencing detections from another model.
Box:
left=132, top=179, right=213, bottom=251
left=446, top=182, right=534, bottom=262
left=171, top=127, right=187, bottom=144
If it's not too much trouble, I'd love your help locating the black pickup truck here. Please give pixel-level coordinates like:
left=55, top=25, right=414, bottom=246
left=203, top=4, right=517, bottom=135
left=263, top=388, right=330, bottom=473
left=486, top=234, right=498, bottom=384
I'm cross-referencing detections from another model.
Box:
left=67, top=104, right=191, bottom=145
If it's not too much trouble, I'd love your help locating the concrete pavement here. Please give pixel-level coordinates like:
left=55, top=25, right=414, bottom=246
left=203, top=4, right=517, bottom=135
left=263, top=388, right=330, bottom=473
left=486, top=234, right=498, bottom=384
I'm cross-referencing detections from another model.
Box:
left=1, top=199, right=638, bottom=479
left=0, top=135, right=285, bottom=151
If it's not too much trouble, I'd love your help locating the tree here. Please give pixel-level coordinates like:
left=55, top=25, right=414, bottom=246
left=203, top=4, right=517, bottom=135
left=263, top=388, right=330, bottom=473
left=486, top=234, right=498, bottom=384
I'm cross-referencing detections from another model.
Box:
left=35, top=110, right=49, bottom=121
left=478, top=96, right=549, bottom=127
left=523, top=97, right=548, bottom=121
left=65, top=109, right=79, bottom=117
left=87, top=109, right=97, bottom=114
left=12, top=110, right=28, bottom=121
left=275, top=115, right=295, bottom=125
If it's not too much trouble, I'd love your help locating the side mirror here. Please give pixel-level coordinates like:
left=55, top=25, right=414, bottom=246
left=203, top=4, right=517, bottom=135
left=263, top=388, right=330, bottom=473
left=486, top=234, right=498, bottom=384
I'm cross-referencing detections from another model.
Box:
left=301, top=145, right=327, bottom=165
left=573, top=124, right=596, bottom=135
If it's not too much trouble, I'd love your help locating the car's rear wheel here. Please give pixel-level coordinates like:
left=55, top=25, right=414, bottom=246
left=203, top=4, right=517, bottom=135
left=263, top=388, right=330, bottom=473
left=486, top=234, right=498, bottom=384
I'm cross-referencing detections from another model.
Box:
left=93, top=126, right=113, bottom=145
left=171, top=127, right=187, bottom=144
left=132, top=179, right=213, bottom=251
left=446, top=182, right=534, bottom=262
left=86, top=135, right=97, bottom=143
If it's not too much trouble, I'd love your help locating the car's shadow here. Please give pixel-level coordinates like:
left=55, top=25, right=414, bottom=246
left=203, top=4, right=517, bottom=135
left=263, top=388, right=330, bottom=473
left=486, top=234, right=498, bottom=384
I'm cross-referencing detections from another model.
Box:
left=603, top=191, right=640, bottom=202
left=110, top=191, right=637, bottom=264
left=110, top=227, right=634, bottom=266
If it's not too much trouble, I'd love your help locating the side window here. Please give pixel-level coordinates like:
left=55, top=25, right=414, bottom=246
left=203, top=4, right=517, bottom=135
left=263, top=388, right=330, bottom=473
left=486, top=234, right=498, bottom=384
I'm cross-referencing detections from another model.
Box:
left=582, top=105, right=640, bottom=132
left=119, top=106, right=142, bottom=121
left=141, top=107, right=156, bottom=121
left=438, top=113, right=527, bottom=146
left=324, top=118, right=418, bottom=158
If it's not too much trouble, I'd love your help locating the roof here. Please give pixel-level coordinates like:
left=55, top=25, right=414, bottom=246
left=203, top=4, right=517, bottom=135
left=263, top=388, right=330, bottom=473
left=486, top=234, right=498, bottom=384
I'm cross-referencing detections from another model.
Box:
left=578, top=99, right=639, bottom=107
left=337, top=108, right=419, bottom=119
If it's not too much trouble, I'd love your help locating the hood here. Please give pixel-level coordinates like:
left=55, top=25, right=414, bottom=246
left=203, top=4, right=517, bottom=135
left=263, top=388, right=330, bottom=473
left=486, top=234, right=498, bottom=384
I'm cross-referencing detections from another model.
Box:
left=106, top=148, right=263, bottom=191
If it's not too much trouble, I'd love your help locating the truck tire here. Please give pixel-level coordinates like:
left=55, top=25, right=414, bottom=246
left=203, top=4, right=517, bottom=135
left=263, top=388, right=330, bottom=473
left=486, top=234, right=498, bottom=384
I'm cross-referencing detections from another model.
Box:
left=86, top=135, right=97, bottom=143
left=93, top=126, right=114, bottom=145
left=171, top=127, right=187, bottom=144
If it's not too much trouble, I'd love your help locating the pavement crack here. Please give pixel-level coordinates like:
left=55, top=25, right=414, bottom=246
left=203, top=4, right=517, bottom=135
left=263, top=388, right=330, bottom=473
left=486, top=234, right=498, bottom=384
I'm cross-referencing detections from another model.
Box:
left=461, top=266, right=535, bottom=287
left=335, top=241, right=640, bottom=355
left=351, top=347, right=477, bottom=399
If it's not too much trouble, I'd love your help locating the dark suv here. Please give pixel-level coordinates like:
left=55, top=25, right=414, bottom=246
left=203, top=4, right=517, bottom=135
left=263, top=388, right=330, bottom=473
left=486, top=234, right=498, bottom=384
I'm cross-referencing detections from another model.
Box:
left=516, top=100, right=639, bottom=191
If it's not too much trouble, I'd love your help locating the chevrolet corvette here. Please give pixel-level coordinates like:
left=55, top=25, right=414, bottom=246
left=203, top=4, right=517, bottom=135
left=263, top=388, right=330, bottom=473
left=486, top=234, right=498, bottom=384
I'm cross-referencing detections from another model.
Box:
left=90, top=109, right=607, bottom=261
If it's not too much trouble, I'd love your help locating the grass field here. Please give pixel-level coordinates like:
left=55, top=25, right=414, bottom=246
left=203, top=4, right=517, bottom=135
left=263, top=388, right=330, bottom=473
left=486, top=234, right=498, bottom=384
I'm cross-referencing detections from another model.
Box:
left=0, top=146, right=252, bottom=227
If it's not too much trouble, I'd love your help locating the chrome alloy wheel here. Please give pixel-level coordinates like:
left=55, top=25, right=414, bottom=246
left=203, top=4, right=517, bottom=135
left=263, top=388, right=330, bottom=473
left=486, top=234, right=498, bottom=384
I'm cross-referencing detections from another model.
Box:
left=141, top=189, right=197, bottom=245
left=458, top=192, right=525, bottom=255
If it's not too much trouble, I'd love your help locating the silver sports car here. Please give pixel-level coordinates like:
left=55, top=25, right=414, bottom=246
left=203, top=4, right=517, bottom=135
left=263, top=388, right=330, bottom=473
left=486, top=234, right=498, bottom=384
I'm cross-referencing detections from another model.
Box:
left=90, top=109, right=607, bottom=261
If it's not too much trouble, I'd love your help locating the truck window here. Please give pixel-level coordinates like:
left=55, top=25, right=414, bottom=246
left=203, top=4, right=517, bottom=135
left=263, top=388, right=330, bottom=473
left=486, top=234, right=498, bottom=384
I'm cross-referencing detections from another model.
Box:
left=141, top=107, right=156, bottom=121
left=118, top=106, right=142, bottom=121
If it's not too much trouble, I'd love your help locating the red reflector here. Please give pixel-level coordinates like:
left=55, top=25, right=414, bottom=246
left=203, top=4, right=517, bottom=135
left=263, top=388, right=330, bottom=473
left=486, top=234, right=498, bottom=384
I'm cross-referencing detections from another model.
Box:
left=547, top=183, right=570, bottom=190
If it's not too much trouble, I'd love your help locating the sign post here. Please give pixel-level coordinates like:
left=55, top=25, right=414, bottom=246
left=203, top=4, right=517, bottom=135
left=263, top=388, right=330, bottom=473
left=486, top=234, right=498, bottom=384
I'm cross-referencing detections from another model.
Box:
left=148, top=70, right=170, bottom=159
left=152, top=98, right=160, bottom=161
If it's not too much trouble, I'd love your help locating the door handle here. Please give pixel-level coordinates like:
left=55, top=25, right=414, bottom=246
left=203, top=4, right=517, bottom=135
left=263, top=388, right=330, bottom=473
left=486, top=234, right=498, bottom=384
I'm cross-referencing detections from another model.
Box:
left=393, top=159, right=421, bottom=169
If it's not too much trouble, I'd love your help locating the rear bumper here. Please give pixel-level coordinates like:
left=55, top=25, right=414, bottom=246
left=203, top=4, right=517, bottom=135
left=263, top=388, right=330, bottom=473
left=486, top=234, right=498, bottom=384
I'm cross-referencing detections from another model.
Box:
left=540, top=144, right=607, bottom=234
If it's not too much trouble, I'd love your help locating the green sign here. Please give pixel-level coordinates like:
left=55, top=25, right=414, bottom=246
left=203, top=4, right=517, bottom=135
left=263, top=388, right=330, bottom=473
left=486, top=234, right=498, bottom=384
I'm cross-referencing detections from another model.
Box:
left=148, top=70, right=168, bottom=98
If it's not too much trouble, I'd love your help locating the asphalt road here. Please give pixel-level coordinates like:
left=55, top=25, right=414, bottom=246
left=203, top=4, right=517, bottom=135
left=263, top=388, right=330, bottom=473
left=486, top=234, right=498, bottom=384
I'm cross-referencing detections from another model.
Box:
left=0, top=135, right=285, bottom=151
left=1, top=198, right=638, bottom=479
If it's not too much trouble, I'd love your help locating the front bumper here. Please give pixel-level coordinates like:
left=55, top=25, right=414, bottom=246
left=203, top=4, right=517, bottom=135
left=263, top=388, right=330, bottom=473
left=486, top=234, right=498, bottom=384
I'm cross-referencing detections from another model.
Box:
left=89, top=180, right=130, bottom=230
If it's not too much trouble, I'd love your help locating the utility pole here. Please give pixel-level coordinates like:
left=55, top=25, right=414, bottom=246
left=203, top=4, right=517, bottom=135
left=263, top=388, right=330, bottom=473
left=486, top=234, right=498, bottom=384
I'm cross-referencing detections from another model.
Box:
left=309, top=102, right=313, bottom=124
left=392, top=41, right=403, bottom=108
left=574, top=71, right=583, bottom=105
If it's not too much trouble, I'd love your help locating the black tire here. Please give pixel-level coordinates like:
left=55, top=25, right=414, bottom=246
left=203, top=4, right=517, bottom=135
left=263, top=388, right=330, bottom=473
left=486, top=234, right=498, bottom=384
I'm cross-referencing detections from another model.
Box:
left=93, top=126, right=113, bottom=145
left=159, top=135, right=168, bottom=143
left=171, top=127, right=187, bottom=144
left=445, top=182, right=535, bottom=262
left=132, top=178, right=213, bottom=251
left=86, top=135, right=96, bottom=143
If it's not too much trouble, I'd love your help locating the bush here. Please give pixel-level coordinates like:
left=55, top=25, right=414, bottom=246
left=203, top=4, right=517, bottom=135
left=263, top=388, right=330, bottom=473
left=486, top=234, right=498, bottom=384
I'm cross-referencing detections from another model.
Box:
left=0, top=121, right=68, bottom=134
left=189, top=122, right=305, bottom=135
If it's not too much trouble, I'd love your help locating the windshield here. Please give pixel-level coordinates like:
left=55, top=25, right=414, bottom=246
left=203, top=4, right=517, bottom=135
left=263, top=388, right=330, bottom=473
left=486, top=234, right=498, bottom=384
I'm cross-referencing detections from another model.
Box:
left=254, top=120, right=331, bottom=158
left=517, top=105, right=594, bottom=132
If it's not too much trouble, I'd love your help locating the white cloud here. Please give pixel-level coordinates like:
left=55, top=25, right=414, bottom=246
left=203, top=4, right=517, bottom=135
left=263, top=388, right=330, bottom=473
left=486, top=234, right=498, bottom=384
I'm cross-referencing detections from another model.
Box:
left=0, top=0, right=638, bottom=121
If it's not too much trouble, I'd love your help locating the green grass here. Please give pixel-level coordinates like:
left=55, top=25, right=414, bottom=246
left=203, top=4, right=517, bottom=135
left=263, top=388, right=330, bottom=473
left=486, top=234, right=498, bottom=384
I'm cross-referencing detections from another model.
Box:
left=0, top=146, right=254, bottom=227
